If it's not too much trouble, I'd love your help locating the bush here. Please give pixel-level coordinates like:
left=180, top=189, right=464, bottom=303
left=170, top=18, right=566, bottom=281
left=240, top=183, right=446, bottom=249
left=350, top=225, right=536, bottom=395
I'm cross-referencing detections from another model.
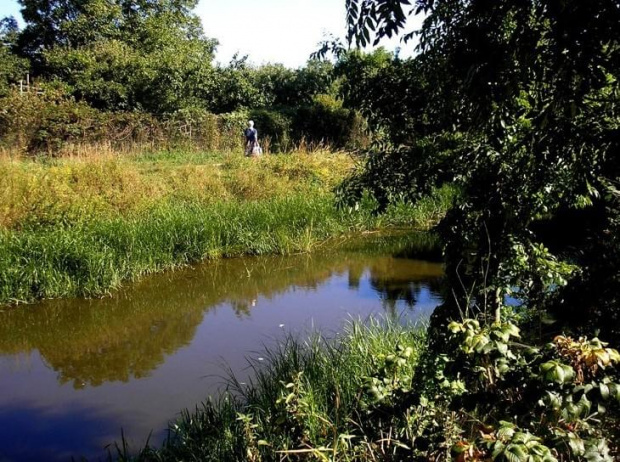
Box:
left=248, top=108, right=293, bottom=152
left=0, top=89, right=251, bottom=155
left=293, top=94, right=368, bottom=150
left=0, top=88, right=371, bottom=155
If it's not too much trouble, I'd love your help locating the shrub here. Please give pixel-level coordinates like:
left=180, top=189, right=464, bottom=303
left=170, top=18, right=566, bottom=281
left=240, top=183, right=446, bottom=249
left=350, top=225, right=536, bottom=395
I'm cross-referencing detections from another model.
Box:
left=248, top=108, right=293, bottom=152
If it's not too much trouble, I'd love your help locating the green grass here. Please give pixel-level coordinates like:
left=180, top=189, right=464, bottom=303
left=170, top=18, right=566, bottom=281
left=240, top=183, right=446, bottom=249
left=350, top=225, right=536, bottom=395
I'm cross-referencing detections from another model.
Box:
left=0, top=193, right=439, bottom=304
left=112, top=318, right=427, bottom=461
left=0, top=195, right=358, bottom=303
left=0, top=150, right=455, bottom=304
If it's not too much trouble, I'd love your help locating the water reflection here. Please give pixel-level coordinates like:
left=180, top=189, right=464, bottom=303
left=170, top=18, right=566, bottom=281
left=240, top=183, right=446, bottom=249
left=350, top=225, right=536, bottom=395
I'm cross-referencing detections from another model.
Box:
left=0, top=252, right=442, bottom=389
left=0, top=235, right=443, bottom=461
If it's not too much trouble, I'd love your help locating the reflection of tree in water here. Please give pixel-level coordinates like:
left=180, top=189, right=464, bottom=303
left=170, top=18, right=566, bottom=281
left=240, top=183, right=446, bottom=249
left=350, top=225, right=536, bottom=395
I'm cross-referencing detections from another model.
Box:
left=347, top=265, right=364, bottom=290
left=0, top=248, right=443, bottom=388
left=367, top=260, right=444, bottom=318
left=229, top=299, right=255, bottom=318
left=370, top=277, right=422, bottom=316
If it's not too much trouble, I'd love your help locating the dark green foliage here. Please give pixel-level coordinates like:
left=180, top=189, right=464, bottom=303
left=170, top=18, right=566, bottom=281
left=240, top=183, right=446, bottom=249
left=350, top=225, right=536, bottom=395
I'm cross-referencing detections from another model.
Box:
left=294, top=94, right=368, bottom=149
left=547, top=197, right=620, bottom=344
left=0, top=1, right=377, bottom=151
left=206, top=58, right=337, bottom=115
left=15, top=0, right=217, bottom=113
left=0, top=89, right=368, bottom=154
left=427, top=319, right=620, bottom=460
left=0, top=89, right=247, bottom=153
left=110, top=316, right=620, bottom=460
left=334, top=1, right=620, bottom=458
left=331, top=48, right=454, bottom=146
left=249, top=108, right=293, bottom=152
left=294, top=59, right=337, bottom=105
left=3, top=1, right=342, bottom=116
left=252, top=64, right=299, bottom=107
left=0, top=17, right=29, bottom=97
left=342, top=0, right=620, bottom=324
left=338, top=133, right=463, bottom=212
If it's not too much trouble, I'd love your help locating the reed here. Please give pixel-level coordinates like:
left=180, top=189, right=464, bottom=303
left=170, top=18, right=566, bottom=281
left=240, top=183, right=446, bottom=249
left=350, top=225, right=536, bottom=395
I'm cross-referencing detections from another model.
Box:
left=0, top=195, right=372, bottom=303
left=113, top=318, right=428, bottom=461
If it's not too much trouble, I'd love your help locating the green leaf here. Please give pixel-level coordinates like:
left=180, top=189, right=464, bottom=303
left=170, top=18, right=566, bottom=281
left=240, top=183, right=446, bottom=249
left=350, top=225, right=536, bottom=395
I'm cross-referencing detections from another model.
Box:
left=599, top=383, right=610, bottom=400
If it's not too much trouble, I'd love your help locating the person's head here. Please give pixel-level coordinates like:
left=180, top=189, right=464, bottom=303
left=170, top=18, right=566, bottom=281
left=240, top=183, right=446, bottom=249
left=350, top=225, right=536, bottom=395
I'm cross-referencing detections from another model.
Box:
left=248, top=120, right=254, bottom=128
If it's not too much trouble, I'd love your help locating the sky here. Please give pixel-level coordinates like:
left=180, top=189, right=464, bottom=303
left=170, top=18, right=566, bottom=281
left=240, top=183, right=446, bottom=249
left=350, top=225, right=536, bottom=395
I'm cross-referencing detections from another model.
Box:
left=0, top=0, right=423, bottom=68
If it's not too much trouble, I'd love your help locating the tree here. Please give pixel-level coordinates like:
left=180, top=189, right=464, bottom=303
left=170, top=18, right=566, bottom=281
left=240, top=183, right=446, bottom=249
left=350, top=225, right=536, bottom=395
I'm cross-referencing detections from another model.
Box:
left=0, top=17, right=29, bottom=96
left=17, top=0, right=124, bottom=61
left=294, top=59, right=336, bottom=105
left=334, top=49, right=445, bottom=144
left=341, top=0, right=620, bottom=330
left=16, top=0, right=218, bottom=113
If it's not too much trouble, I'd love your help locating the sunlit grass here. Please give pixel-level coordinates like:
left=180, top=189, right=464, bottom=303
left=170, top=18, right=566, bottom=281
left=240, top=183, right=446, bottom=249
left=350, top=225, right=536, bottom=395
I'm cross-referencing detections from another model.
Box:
left=114, top=318, right=428, bottom=461
left=0, top=149, right=452, bottom=304
left=0, top=149, right=353, bottom=230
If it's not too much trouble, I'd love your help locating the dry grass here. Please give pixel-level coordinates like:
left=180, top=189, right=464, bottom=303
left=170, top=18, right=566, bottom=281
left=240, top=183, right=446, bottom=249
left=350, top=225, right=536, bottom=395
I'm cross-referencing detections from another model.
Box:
left=0, top=148, right=355, bottom=230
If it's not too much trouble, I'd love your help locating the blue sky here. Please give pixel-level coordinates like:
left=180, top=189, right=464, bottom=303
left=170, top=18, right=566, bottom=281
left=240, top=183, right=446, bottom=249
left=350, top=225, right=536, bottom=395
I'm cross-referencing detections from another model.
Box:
left=0, top=0, right=423, bottom=68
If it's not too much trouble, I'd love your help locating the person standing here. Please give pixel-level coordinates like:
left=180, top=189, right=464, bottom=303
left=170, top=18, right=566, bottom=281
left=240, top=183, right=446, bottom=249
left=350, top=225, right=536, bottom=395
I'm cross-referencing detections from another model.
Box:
left=243, top=120, right=260, bottom=157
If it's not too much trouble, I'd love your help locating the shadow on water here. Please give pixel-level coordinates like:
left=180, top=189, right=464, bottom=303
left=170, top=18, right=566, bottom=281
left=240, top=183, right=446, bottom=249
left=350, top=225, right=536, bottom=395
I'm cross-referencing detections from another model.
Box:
left=0, top=231, right=443, bottom=461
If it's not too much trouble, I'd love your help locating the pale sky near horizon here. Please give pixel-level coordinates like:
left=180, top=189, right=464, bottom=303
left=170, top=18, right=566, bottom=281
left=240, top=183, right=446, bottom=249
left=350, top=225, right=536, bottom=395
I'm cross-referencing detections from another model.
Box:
left=0, top=0, right=423, bottom=68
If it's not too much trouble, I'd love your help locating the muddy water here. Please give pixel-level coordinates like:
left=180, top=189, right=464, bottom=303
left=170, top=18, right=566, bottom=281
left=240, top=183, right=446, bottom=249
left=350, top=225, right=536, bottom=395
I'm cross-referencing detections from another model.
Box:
left=0, top=236, right=443, bottom=461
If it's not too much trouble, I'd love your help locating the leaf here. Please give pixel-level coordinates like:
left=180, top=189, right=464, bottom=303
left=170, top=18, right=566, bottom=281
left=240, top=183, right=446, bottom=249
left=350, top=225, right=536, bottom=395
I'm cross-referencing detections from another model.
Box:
left=504, top=444, right=527, bottom=462
left=568, top=435, right=585, bottom=456
left=599, top=383, right=609, bottom=400
left=497, top=423, right=516, bottom=440
left=504, top=323, right=521, bottom=338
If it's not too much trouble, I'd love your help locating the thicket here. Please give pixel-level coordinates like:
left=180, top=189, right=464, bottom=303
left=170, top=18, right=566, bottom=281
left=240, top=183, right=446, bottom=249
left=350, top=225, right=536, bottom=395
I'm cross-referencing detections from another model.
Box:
left=0, top=89, right=368, bottom=154
left=332, top=0, right=620, bottom=459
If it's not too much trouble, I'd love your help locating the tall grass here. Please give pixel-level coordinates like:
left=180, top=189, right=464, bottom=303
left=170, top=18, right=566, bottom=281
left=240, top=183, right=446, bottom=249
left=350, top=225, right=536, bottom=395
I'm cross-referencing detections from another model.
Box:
left=0, top=150, right=453, bottom=304
left=0, top=150, right=354, bottom=229
left=0, top=195, right=375, bottom=304
left=113, top=318, right=427, bottom=461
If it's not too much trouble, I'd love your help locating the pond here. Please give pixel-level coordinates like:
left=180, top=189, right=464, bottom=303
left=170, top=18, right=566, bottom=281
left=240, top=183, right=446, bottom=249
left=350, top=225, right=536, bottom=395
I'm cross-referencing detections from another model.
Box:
left=0, top=234, right=443, bottom=461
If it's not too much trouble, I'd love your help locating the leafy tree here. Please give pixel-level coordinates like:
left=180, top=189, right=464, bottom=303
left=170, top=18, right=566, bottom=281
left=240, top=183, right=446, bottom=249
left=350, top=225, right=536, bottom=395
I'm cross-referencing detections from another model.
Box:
left=17, top=0, right=124, bottom=61
left=342, top=0, right=620, bottom=330
left=294, top=59, right=336, bottom=105
left=16, top=0, right=217, bottom=113
left=205, top=55, right=267, bottom=113
left=252, top=64, right=298, bottom=107
left=335, top=48, right=392, bottom=112
left=341, top=4, right=620, bottom=455
left=334, top=49, right=445, bottom=144
left=0, top=17, right=29, bottom=96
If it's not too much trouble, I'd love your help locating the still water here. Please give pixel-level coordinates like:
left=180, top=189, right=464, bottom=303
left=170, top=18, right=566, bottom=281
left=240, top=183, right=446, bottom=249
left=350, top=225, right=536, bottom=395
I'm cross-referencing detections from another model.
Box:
left=0, top=235, right=443, bottom=461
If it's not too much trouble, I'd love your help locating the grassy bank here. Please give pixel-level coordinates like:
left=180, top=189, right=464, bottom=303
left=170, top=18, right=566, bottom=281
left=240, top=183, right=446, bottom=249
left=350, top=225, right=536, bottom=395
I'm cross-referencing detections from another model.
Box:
left=115, top=319, right=428, bottom=461
left=116, top=317, right=620, bottom=461
left=0, top=150, right=453, bottom=304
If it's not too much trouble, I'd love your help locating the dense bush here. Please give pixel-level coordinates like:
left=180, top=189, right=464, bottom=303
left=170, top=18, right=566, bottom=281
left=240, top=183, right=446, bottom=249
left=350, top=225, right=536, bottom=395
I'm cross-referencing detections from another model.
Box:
left=0, top=89, right=368, bottom=155
left=249, top=98, right=369, bottom=153
left=0, top=89, right=248, bottom=154
left=248, top=108, right=294, bottom=152
left=294, top=94, right=369, bottom=150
